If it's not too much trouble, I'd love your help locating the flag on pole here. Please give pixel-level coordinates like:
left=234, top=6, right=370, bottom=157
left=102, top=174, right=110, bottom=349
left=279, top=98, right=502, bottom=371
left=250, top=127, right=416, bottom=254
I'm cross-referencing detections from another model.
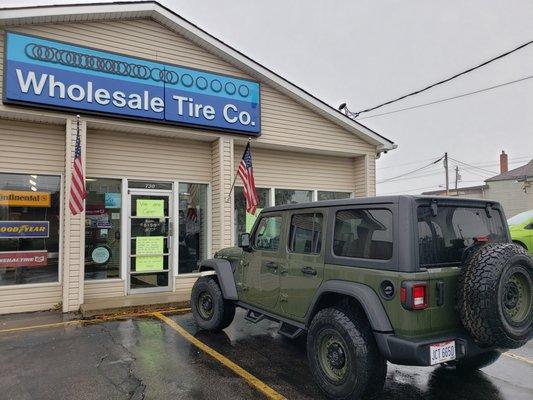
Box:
left=237, top=142, right=259, bottom=215
left=69, top=120, right=87, bottom=215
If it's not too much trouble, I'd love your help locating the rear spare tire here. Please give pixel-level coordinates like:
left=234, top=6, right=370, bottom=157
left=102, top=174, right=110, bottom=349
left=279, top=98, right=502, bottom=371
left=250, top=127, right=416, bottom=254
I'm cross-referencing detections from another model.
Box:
left=457, top=243, right=533, bottom=349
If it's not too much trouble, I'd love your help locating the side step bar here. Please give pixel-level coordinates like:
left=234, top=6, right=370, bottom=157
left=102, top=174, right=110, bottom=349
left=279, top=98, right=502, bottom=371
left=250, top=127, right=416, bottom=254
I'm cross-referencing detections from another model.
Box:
left=278, top=322, right=304, bottom=339
left=244, top=309, right=265, bottom=323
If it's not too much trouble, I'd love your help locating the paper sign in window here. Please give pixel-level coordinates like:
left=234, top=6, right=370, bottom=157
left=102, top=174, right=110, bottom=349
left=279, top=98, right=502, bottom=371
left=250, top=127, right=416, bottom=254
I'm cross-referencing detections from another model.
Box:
left=246, top=208, right=262, bottom=232
left=136, top=199, right=164, bottom=217
left=135, top=236, right=164, bottom=271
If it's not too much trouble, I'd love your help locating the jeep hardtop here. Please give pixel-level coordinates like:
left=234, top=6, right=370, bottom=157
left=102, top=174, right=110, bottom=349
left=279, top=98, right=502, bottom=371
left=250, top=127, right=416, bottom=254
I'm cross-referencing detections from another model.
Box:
left=191, top=196, right=532, bottom=399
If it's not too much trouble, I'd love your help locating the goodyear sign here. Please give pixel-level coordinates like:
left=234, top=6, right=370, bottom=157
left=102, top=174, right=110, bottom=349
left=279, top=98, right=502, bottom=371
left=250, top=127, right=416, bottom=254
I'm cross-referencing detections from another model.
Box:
left=0, top=190, right=51, bottom=207
left=4, top=32, right=261, bottom=135
left=0, top=221, right=50, bottom=238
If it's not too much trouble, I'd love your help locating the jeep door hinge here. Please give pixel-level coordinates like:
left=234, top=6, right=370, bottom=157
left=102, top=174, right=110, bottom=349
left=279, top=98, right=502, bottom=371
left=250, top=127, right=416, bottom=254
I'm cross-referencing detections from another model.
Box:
left=280, top=293, right=288, bottom=302
left=236, top=282, right=249, bottom=292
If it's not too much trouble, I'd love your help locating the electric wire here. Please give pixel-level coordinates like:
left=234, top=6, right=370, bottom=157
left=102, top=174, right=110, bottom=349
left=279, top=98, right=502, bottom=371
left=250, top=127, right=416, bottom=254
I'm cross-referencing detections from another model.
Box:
left=448, top=156, right=498, bottom=174
left=350, top=38, right=533, bottom=117
left=377, top=156, right=444, bottom=184
left=356, top=74, right=533, bottom=120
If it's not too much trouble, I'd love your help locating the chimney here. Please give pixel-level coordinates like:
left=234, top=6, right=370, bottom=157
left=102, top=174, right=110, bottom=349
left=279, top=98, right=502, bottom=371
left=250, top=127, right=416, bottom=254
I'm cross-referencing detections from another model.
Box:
left=500, top=151, right=508, bottom=174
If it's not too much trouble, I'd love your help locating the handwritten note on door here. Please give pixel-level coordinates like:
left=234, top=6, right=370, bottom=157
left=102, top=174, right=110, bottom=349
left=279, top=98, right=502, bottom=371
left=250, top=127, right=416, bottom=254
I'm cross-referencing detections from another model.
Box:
left=136, top=199, right=164, bottom=217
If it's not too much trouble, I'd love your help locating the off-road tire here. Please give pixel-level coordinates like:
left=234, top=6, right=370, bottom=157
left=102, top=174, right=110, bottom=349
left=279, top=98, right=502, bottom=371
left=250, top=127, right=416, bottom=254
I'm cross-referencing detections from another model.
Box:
left=307, top=307, right=387, bottom=400
left=191, top=276, right=235, bottom=331
left=457, top=243, right=533, bottom=349
left=449, top=350, right=501, bottom=371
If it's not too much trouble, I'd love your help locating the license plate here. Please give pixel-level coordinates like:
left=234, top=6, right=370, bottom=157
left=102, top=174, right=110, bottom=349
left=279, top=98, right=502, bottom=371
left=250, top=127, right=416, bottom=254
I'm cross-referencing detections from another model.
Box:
left=429, top=341, right=456, bottom=365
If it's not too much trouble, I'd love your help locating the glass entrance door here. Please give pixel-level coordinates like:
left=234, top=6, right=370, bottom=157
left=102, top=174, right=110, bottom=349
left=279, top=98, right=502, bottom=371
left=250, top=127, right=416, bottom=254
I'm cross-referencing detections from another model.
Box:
left=128, top=190, right=172, bottom=293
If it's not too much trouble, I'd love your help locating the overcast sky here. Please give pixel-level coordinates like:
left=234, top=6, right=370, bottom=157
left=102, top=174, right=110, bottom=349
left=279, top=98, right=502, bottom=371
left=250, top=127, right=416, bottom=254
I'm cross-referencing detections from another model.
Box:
left=3, top=0, right=533, bottom=194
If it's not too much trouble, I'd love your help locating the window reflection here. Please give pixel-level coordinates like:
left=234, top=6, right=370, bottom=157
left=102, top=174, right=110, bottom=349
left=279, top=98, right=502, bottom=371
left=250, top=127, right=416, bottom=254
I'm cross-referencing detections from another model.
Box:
left=179, top=183, right=208, bottom=274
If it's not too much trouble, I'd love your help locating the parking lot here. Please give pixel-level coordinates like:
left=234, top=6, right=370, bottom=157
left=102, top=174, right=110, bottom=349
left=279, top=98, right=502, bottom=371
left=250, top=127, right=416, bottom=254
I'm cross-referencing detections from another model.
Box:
left=0, top=308, right=532, bottom=400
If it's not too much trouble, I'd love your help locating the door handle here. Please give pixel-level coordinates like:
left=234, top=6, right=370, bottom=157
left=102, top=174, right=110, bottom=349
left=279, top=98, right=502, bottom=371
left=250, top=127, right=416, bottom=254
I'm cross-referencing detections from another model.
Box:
left=265, top=261, right=278, bottom=270
left=301, top=266, right=317, bottom=276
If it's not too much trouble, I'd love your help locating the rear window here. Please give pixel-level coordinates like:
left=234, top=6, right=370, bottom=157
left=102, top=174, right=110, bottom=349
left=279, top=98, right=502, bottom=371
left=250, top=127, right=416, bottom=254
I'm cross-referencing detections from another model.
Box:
left=333, top=209, right=393, bottom=260
left=417, top=205, right=507, bottom=266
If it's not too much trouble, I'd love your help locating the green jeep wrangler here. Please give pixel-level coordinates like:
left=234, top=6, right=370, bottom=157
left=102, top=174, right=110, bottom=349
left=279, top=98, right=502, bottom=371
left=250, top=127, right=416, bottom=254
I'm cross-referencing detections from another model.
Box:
left=191, top=196, right=532, bottom=399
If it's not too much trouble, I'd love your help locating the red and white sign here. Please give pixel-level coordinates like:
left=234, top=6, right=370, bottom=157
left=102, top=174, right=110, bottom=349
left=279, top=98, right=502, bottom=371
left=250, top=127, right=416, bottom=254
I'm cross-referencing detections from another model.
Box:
left=0, top=250, right=48, bottom=268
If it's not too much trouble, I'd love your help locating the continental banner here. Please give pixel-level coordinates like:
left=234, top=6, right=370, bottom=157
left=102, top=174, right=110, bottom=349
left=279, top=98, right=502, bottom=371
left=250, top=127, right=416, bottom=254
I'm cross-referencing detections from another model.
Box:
left=0, top=190, right=51, bottom=207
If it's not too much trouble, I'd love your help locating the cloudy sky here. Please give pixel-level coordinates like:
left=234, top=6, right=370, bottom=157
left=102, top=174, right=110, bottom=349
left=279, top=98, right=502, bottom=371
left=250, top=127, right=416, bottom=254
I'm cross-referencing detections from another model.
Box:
left=4, top=0, right=533, bottom=194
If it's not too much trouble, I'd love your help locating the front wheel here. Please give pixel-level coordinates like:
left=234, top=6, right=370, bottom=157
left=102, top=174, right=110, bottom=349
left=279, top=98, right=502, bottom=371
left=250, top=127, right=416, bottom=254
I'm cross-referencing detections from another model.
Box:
left=191, top=276, right=235, bottom=331
left=307, top=307, right=387, bottom=400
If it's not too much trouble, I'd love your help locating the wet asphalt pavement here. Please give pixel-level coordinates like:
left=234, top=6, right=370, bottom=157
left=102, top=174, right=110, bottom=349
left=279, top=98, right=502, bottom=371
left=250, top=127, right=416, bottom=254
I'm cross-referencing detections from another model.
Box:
left=0, top=309, right=531, bottom=400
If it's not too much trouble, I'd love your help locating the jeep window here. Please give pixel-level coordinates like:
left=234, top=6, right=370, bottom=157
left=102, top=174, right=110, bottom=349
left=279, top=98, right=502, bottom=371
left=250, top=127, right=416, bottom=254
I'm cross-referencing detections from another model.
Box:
left=253, top=215, right=282, bottom=251
left=417, top=205, right=507, bottom=266
left=333, top=209, right=393, bottom=260
left=289, top=213, right=323, bottom=254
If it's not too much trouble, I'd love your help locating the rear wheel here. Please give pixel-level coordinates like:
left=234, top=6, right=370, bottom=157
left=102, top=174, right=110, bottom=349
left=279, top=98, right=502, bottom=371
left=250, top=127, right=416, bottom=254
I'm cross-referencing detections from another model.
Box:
left=307, top=307, right=386, bottom=400
left=191, top=276, right=235, bottom=331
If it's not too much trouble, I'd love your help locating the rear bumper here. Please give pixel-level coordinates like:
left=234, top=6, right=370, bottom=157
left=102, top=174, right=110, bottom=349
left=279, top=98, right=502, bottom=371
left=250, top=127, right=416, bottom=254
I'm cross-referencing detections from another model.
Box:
left=374, top=331, right=495, bottom=366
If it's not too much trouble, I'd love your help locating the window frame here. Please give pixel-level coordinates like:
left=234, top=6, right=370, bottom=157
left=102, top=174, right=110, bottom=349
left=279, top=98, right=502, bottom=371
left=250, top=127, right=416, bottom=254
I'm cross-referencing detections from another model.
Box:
left=287, top=211, right=325, bottom=255
left=324, top=204, right=398, bottom=271
left=0, top=171, right=64, bottom=288
left=251, top=213, right=284, bottom=253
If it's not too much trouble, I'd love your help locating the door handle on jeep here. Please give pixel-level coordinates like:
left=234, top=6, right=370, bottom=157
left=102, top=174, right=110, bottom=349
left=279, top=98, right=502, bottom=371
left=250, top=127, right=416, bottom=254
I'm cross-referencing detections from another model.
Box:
left=265, top=261, right=278, bottom=270
left=301, top=266, right=317, bottom=276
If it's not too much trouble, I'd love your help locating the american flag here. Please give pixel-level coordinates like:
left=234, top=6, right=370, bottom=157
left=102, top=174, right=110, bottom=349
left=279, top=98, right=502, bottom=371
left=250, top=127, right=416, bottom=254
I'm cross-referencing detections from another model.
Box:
left=69, top=127, right=87, bottom=215
left=238, top=143, right=259, bottom=215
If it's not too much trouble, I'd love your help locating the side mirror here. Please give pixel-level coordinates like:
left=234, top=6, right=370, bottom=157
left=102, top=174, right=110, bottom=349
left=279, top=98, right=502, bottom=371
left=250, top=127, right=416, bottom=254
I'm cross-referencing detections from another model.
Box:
left=238, top=233, right=252, bottom=251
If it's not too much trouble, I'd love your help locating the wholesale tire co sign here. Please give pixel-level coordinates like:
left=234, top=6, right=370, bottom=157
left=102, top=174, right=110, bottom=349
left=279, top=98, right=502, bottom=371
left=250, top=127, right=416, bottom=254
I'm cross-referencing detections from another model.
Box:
left=4, top=32, right=261, bottom=134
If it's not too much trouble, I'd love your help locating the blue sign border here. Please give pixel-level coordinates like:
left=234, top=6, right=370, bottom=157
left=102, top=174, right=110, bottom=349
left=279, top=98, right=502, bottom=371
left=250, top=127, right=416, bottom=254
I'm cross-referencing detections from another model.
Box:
left=3, top=31, right=261, bottom=135
left=0, top=221, right=50, bottom=238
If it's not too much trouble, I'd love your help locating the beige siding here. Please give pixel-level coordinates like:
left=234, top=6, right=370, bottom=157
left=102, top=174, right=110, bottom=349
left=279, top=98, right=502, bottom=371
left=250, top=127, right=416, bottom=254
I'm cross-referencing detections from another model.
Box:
left=354, top=154, right=376, bottom=197
left=0, top=120, right=64, bottom=173
left=1, top=19, right=375, bottom=156
left=175, top=275, right=198, bottom=298
left=211, top=137, right=234, bottom=254
left=0, top=284, right=62, bottom=314
left=86, top=130, right=212, bottom=182
left=486, top=180, right=533, bottom=218
left=0, top=119, right=64, bottom=314
left=84, top=280, right=125, bottom=300
left=62, top=117, right=86, bottom=312
left=235, top=145, right=356, bottom=192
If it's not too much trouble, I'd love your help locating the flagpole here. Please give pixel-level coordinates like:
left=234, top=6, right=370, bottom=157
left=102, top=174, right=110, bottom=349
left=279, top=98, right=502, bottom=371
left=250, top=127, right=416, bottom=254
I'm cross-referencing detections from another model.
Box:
left=225, top=137, right=251, bottom=203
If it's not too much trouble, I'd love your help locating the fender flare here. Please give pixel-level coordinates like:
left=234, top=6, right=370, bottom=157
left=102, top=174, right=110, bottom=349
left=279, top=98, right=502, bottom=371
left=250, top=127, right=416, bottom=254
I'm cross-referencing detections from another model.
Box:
left=305, top=280, right=393, bottom=332
left=198, top=259, right=238, bottom=300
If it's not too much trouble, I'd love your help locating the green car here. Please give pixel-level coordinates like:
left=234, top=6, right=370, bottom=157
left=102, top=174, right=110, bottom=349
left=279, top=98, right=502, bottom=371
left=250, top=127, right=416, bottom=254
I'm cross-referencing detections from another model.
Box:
left=192, top=196, right=533, bottom=399
left=508, top=210, right=533, bottom=254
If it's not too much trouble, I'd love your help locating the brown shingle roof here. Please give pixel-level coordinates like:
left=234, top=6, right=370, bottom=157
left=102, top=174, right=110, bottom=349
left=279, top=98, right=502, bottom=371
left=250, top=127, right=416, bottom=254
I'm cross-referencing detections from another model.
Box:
left=486, top=159, right=533, bottom=182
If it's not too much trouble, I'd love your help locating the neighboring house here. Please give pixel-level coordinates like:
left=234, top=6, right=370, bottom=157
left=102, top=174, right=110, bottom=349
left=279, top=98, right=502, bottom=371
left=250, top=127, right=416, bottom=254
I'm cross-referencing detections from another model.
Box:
left=422, top=152, right=533, bottom=218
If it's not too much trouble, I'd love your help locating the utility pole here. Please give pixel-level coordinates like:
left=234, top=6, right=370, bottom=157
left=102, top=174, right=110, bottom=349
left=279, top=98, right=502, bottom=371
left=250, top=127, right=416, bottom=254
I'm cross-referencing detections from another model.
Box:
left=454, top=165, right=460, bottom=193
left=444, top=152, right=449, bottom=196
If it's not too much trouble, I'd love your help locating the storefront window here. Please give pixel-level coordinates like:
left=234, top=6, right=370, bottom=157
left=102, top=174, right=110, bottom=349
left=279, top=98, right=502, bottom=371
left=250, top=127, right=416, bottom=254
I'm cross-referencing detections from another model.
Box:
left=0, top=173, right=61, bottom=286
left=179, top=183, right=208, bottom=274
left=275, top=189, right=313, bottom=205
left=234, top=186, right=270, bottom=238
left=318, top=191, right=352, bottom=201
left=84, top=178, right=122, bottom=280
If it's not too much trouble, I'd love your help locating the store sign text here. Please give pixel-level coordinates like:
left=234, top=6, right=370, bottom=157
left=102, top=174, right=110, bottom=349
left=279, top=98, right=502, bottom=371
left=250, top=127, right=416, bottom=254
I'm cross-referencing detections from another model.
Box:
left=4, top=32, right=261, bottom=134
left=0, top=190, right=51, bottom=207
left=0, top=221, right=50, bottom=238
left=0, top=250, right=48, bottom=268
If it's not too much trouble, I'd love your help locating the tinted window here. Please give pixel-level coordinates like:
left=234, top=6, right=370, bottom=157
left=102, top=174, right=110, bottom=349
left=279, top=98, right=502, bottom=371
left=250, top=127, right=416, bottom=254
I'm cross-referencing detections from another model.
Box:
left=289, top=213, right=323, bottom=254
left=253, top=215, right=282, bottom=251
left=333, top=209, right=393, bottom=260
left=417, top=205, right=507, bottom=266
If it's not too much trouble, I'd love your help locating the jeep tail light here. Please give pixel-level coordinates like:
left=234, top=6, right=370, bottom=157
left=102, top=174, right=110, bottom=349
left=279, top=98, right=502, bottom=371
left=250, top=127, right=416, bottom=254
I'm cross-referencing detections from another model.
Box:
left=401, top=281, right=429, bottom=310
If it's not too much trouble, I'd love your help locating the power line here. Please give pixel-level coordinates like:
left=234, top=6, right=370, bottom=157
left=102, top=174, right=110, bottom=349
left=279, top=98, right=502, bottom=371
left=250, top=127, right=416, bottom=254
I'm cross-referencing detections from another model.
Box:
left=357, top=74, right=533, bottom=120
left=377, top=155, right=444, bottom=184
left=448, top=156, right=498, bottom=174
left=343, top=38, right=533, bottom=118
